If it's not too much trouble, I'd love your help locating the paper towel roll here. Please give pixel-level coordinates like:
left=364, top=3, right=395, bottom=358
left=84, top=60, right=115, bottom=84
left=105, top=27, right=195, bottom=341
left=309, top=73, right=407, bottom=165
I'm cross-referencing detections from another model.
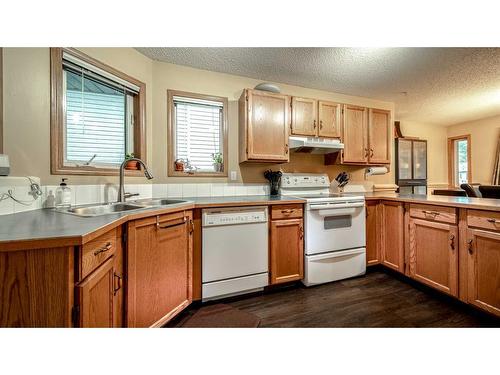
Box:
left=366, top=166, right=388, bottom=176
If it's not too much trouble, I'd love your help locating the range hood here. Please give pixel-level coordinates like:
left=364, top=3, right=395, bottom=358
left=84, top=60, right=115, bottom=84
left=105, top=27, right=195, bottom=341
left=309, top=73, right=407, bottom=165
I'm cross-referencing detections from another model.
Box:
left=289, top=136, right=344, bottom=154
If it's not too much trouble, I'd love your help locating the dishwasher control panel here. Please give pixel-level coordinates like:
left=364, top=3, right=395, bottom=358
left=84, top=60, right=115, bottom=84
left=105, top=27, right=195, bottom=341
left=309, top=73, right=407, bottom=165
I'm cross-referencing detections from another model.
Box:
left=202, top=207, right=268, bottom=227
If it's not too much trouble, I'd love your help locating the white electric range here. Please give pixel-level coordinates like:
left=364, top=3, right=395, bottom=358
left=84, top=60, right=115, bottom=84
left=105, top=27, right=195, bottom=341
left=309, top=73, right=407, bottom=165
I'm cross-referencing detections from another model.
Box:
left=280, top=173, right=367, bottom=286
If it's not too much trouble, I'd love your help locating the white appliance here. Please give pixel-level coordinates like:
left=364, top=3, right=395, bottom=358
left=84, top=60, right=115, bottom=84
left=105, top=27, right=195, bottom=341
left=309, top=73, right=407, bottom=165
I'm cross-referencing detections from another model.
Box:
left=280, top=173, right=366, bottom=286
left=202, top=206, right=269, bottom=301
left=289, top=136, right=344, bottom=154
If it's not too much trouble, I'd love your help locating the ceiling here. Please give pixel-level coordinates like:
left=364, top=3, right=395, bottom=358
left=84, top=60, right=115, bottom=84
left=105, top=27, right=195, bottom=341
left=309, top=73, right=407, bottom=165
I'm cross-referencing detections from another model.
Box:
left=136, top=48, right=500, bottom=126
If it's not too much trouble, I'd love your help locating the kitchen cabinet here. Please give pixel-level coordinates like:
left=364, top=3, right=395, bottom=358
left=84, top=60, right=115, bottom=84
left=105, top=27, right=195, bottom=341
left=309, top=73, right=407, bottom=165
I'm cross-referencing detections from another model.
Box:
left=365, top=200, right=380, bottom=265
left=466, top=210, right=500, bottom=317
left=291, top=97, right=317, bottom=136
left=341, top=105, right=391, bottom=165
left=127, top=210, right=193, bottom=327
left=239, top=89, right=290, bottom=163
left=380, top=201, right=405, bottom=272
left=318, top=100, right=342, bottom=138
left=270, top=205, right=304, bottom=285
left=408, top=218, right=458, bottom=296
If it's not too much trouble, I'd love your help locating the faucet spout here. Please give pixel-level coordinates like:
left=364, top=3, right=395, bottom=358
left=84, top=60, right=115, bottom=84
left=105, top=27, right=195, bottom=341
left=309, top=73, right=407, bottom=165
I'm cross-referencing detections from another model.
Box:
left=118, top=158, right=154, bottom=203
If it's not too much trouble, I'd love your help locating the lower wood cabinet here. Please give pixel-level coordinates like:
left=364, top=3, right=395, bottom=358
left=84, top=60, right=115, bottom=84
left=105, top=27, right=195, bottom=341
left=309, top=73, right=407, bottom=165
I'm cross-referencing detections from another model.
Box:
left=466, top=228, right=500, bottom=317
left=270, top=212, right=304, bottom=285
left=380, top=201, right=405, bottom=272
left=127, top=210, right=193, bottom=327
left=365, top=200, right=380, bottom=265
left=408, top=218, right=458, bottom=297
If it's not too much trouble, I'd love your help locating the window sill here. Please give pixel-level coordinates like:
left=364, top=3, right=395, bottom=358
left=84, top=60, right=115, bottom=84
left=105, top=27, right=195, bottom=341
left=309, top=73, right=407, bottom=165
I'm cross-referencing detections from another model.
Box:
left=52, top=165, right=146, bottom=177
left=167, top=170, right=227, bottom=178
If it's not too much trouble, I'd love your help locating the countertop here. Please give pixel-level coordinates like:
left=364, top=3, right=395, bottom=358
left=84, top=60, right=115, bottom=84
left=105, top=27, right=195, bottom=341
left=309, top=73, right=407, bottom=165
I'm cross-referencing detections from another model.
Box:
left=0, top=195, right=305, bottom=249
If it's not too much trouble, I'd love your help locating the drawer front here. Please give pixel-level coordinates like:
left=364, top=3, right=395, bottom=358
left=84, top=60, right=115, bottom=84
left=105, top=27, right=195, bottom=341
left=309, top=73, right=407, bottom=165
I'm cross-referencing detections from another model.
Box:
left=271, top=204, right=303, bottom=220
left=409, top=204, right=457, bottom=224
left=467, top=209, right=500, bottom=231
left=80, top=229, right=117, bottom=280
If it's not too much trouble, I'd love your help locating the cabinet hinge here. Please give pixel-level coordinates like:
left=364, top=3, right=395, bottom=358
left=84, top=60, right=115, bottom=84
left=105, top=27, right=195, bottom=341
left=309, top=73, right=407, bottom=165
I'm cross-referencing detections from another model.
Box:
left=72, top=305, right=80, bottom=327
left=342, top=108, right=344, bottom=114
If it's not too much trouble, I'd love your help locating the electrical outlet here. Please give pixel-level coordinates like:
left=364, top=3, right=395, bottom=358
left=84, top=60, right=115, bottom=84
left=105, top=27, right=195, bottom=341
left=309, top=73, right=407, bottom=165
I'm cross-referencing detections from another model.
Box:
left=230, top=171, right=237, bottom=181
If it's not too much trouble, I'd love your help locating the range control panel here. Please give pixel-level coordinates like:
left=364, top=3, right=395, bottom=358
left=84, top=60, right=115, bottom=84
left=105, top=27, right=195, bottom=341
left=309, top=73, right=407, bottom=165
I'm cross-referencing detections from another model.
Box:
left=202, top=207, right=268, bottom=227
left=281, top=173, right=330, bottom=188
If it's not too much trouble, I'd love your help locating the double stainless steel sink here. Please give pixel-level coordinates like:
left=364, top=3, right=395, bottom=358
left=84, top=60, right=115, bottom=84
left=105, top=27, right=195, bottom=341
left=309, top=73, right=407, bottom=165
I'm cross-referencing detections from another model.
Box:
left=59, top=199, right=187, bottom=217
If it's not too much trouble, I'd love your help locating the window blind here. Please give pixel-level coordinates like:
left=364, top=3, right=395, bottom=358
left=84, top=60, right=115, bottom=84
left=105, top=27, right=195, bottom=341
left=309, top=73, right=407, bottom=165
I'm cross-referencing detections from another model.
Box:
left=64, top=68, right=132, bottom=166
left=174, top=96, right=223, bottom=172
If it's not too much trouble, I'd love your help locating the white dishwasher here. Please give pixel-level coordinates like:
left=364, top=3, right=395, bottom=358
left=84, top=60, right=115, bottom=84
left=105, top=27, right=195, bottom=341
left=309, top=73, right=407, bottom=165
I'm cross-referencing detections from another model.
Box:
left=202, top=206, right=268, bottom=301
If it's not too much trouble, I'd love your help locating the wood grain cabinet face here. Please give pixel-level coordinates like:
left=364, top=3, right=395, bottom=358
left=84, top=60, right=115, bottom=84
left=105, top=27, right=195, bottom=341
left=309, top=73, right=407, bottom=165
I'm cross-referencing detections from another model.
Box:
left=342, top=104, right=368, bottom=164
left=239, top=89, right=290, bottom=163
left=368, top=108, right=391, bottom=164
left=270, top=218, right=304, bottom=285
left=408, top=218, right=458, bottom=296
left=291, top=97, right=317, bottom=136
left=467, top=228, right=500, bottom=317
left=365, top=201, right=380, bottom=265
left=318, top=101, right=341, bottom=138
left=127, top=211, right=193, bottom=327
left=380, top=201, right=405, bottom=272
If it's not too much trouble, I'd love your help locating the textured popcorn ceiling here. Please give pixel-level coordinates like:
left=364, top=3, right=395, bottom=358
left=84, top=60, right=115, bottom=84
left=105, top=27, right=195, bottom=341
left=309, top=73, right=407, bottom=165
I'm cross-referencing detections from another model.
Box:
left=136, top=47, right=500, bottom=126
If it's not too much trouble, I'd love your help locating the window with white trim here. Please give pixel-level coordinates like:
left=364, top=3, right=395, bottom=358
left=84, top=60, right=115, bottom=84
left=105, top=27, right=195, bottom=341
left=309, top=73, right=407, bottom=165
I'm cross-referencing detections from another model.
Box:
left=168, top=90, right=228, bottom=176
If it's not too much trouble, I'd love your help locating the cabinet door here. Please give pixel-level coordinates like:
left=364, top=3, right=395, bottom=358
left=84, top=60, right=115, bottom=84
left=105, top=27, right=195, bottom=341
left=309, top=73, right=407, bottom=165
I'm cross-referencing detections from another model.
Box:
left=368, top=108, right=391, bottom=164
left=318, top=100, right=341, bottom=138
left=291, top=97, right=317, bottom=136
left=467, top=229, right=500, bottom=317
left=247, top=90, right=289, bottom=161
left=412, top=140, right=427, bottom=180
left=380, top=201, right=405, bottom=272
left=409, top=219, right=458, bottom=296
left=127, top=211, right=193, bottom=327
left=76, top=256, right=115, bottom=328
left=270, top=219, right=304, bottom=285
left=366, top=201, right=380, bottom=265
left=342, top=104, right=368, bottom=164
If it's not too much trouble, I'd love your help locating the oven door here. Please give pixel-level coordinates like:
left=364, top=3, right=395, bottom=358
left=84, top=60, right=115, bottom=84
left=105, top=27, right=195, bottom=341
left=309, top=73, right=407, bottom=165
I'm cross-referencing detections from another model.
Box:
left=305, top=200, right=366, bottom=255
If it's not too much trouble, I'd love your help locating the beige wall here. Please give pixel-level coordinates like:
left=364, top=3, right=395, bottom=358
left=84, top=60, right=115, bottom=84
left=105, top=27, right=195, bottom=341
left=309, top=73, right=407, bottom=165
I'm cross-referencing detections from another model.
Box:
left=447, top=115, right=500, bottom=184
left=3, top=48, right=395, bottom=186
left=400, top=121, right=448, bottom=187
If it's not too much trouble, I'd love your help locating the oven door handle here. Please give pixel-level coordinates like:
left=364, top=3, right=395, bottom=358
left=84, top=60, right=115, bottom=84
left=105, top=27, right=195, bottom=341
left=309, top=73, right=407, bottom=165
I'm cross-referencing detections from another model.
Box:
left=308, top=248, right=366, bottom=261
left=309, top=202, right=365, bottom=210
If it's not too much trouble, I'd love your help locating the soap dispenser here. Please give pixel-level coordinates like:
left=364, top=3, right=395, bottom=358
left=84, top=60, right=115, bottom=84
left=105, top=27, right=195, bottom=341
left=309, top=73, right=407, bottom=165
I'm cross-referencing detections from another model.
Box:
left=55, top=178, right=72, bottom=208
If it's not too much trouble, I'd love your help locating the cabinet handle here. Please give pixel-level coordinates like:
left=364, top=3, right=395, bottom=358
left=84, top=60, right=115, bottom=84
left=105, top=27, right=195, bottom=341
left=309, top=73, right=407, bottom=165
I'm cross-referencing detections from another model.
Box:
left=422, top=210, right=440, bottom=216
left=449, top=234, right=455, bottom=250
left=370, top=148, right=374, bottom=158
left=93, top=242, right=112, bottom=256
left=468, top=239, right=474, bottom=254
left=281, top=209, right=294, bottom=214
left=156, top=216, right=187, bottom=230
left=285, top=143, right=289, bottom=154
left=313, top=120, right=317, bottom=129
left=113, top=273, right=122, bottom=296
left=189, top=219, right=194, bottom=234
left=487, top=218, right=500, bottom=225
left=299, top=225, right=304, bottom=240
left=319, top=120, right=323, bottom=129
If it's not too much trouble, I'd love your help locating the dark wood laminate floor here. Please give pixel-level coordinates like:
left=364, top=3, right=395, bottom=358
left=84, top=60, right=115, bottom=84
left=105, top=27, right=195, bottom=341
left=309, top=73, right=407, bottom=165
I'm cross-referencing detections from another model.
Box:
left=169, top=269, right=500, bottom=328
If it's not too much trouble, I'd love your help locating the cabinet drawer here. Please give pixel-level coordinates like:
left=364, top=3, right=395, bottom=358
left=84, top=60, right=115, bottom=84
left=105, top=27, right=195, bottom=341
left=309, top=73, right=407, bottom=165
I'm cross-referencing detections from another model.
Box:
left=271, top=204, right=303, bottom=220
left=467, top=210, right=500, bottom=231
left=80, top=229, right=117, bottom=280
left=409, top=204, right=457, bottom=224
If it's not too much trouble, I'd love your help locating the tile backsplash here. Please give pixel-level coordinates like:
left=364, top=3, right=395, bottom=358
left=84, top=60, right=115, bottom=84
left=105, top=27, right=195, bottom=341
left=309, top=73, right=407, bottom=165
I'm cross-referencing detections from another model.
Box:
left=0, top=177, right=270, bottom=216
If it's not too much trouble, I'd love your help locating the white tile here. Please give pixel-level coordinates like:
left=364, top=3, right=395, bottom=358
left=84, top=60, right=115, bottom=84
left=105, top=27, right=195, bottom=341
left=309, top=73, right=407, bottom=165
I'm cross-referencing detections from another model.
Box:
left=12, top=186, right=41, bottom=213
left=152, top=184, right=168, bottom=198
left=137, top=184, right=152, bottom=199
left=43, top=185, right=57, bottom=208
left=102, top=184, right=119, bottom=203
left=234, top=185, right=248, bottom=196
left=182, top=184, right=197, bottom=198
left=196, top=184, right=211, bottom=197
left=246, top=184, right=263, bottom=196
left=263, top=185, right=270, bottom=196
left=211, top=183, right=224, bottom=197
left=76, top=185, right=101, bottom=205
left=167, top=184, right=183, bottom=198
left=0, top=186, right=15, bottom=215
left=223, top=184, right=236, bottom=196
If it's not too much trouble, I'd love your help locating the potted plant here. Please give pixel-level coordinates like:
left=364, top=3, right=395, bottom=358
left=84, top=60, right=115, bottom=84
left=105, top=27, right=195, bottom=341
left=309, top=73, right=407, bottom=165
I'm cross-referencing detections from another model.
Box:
left=212, top=153, right=223, bottom=172
left=124, top=153, right=139, bottom=170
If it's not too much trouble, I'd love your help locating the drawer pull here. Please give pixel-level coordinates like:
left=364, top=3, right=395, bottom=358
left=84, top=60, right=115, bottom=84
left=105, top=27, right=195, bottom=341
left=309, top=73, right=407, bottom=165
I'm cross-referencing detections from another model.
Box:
left=93, top=242, right=112, bottom=256
left=449, top=234, right=455, bottom=250
left=156, top=216, right=187, bottom=230
left=487, top=218, right=500, bottom=224
left=113, top=273, right=122, bottom=296
left=281, top=209, right=294, bottom=214
left=468, top=239, right=474, bottom=254
left=423, top=210, right=440, bottom=216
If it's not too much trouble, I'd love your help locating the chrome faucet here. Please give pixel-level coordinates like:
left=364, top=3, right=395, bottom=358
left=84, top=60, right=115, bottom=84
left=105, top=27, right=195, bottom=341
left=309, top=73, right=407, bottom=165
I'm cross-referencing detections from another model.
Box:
left=118, top=158, right=154, bottom=203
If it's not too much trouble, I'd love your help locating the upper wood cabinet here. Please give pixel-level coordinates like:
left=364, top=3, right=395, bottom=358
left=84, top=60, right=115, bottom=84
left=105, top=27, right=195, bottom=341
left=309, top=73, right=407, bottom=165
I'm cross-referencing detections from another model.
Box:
left=408, top=218, right=458, bottom=297
left=127, top=210, right=193, bottom=327
left=291, top=97, right=317, bottom=136
left=318, top=100, right=341, bottom=138
left=380, top=201, right=405, bottom=273
left=239, top=89, right=290, bottom=163
left=341, top=105, right=391, bottom=165
left=366, top=200, right=380, bottom=266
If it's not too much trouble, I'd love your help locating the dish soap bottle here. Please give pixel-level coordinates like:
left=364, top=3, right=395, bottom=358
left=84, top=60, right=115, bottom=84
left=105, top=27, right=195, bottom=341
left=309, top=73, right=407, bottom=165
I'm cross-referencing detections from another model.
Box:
left=55, top=178, right=72, bottom=208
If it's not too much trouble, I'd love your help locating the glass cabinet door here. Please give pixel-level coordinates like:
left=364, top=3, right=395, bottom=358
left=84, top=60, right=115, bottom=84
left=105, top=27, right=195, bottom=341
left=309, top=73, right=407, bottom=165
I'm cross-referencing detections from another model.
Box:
left=398, top=139, right=412, bottom=180
left=413, top=140, right=427, bottom=180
